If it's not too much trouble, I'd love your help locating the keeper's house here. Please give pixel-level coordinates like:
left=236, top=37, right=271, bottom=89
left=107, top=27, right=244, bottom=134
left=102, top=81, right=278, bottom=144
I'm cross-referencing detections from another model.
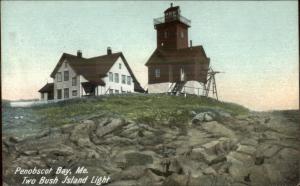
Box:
left=39, top=48, right=144, bottom=101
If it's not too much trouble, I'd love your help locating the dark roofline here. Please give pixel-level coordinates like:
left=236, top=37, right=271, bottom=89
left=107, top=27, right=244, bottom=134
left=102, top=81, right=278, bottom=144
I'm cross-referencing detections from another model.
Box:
left=49, top=51, right=145, bottom=93
left=50, top=53, right=85, bottom=78
left=38, top=83, right=54, bottom=93
left=145, top=45, right=209, bottom=66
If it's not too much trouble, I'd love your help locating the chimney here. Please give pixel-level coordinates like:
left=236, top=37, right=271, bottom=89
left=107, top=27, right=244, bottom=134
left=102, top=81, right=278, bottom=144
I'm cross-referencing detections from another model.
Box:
left=77, top=50, right=82, bottom=58
left=170, top=3, right=173, bottom=7
left=190, top=40, right=193, bottom=47
left=107, top=47, right=112, bottom=55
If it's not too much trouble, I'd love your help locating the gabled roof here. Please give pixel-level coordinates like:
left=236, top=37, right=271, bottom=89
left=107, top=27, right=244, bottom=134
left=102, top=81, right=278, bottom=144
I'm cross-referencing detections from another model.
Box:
left=50, top=52, right=145, bottom=92
left=38, top=83, right=54, bottom=93
left=145, top=46, right=209, bottom=66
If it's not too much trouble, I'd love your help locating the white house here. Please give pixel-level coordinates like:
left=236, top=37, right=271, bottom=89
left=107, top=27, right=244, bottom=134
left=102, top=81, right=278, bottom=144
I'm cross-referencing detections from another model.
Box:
left=39, top=48, right=144, bottom=101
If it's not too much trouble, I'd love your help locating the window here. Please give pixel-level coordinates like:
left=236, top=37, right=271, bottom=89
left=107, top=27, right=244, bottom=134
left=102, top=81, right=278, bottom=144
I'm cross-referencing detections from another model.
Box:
left=72, top=90, right=77, bottom=96
left=122, top=90, right=126, bottom=94
left=64, top=71, right=69, bottom=81
left=181, top=31, right=184, bottom=38
left=115, top=90, right=119, bottom=94
left=164, top=31, right=168, bottom=38
left=114, top=73, right=119, bottom=83
left=72, top=77, right=77, bottom=86
left=64, top=88, right=69, bottom=98
left=109, top=89, right=113, bottom=94
left=57, top=72, right=62, bottom=82
left=122, top=75, right=126, bottom=84
left=64, top=62, right=67, bottom=68
left=57, top=89, right=62, bottom=99
left=127, top=76, right=131, bottom=85
left=119, top=63, right=122, bottom=69
left=155, top=69, right=160, bottom=78
left=64, top=88, right=69, bottom=99
left=109, top=72, right=113, bottom=82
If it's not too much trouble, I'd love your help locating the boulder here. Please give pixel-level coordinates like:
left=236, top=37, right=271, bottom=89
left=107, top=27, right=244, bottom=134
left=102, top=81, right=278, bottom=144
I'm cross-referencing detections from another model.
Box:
left=202, top=121, right=237, bottom=140
left=229, top=163, right=250, bottom=182
left=236, top=144, right=256, bottom=156
left=96, top=118, right=125, bottom=138
left=191, top=147, right=226, bottom=165
left=203, top=167, right=217, bottom=175
left=226, top=151, right=254, bottom=166
left=192, top=112, right=215, bottom=124
left=39, top=145, right=74, bottom=156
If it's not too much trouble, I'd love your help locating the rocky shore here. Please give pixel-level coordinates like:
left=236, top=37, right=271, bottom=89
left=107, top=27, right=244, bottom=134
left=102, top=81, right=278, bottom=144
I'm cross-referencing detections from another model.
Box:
left=2, top=97, right=299, bottom=186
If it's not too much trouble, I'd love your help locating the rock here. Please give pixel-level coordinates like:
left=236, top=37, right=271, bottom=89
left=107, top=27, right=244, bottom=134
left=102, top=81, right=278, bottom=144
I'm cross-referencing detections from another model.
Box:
left=111, top=166, right=146, bottom=181
left=226, top=151, right=254, bottom=166
left=86, top=149, right=100, bottom=159
left=9, top=136, right=21, bottom=143
left=204, top=113, right=213, bottom=122
left=203, top=167, right=217, bottom=175
left=249, top=165, right=272, bottom=186
left=192, top=112, right=215, bottom=124
left=22, top=150, right=38, bottom=156
left=96, top=118, right=125, bottom=138
left=39, top=146, right=74, bottom=156
left=263, top=163, right=283, bottom=183
left=115, top=152, right=154, bottom=168
left=255, top=156, right=264, bottom=165
left=202, top=121, right=237, bottom=140
left=236, top=144, right=256, bottom=156
left=70, top=121, right=95, bottom=144
left=240, top=138, right=258, bottom=147
left=229, top=164, right=250, bottom=182
left=202, top=140, right=219, bottom=153
left=81, top=119, right=95, bottom=125
left=277, top=147, right=299, bottom=160
left=163, top=174, right=188, bottom=186
left=191, top=147, right=226, bottom=165
left=190, top=111, right=197, bottom=117
left=261, top=145, right=282, bottom=158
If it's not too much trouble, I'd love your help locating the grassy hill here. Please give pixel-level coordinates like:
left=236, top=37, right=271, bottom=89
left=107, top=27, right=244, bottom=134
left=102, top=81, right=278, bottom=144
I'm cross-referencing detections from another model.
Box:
left=33, top=94, right=249, bottom=127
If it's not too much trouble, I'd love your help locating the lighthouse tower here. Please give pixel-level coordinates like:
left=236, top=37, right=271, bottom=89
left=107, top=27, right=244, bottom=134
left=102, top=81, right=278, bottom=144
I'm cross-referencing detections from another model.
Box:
left=145, top=4, right=210, bottom=95
left=155, top=3, right=190, bottom=50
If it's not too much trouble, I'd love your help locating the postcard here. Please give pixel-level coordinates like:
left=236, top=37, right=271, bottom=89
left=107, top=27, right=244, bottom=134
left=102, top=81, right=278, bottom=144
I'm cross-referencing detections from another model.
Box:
left=2, top=1, right=299, bottom=186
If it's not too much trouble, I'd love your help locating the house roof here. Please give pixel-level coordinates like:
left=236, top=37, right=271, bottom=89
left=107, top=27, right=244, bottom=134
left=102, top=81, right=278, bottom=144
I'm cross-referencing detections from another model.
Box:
left=145, top=46, right=209, bottom=66
left=38, top=83, right=54, bottom=93
left=50, top=52, right=145, bottom=92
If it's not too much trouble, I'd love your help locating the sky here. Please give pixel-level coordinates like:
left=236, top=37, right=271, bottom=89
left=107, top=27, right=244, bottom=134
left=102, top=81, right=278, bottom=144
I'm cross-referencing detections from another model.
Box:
left=1, top=1, right=298, bottom=111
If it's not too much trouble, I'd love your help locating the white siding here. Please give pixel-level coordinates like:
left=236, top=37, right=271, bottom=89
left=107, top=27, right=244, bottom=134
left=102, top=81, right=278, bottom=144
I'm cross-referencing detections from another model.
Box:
left=41, top=92, right=48, bottom=101
left=148, top=80, right=205, bottom=96
left=100, top=57, right=134, bottom=95
left=53, top=56, right=135, bottom=99
left=53, top=60, right=80, bottom=100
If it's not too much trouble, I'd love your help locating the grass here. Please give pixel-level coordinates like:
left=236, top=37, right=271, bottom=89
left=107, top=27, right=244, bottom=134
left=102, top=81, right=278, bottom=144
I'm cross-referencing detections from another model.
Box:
left=33, top=94, right=249, bottom=127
